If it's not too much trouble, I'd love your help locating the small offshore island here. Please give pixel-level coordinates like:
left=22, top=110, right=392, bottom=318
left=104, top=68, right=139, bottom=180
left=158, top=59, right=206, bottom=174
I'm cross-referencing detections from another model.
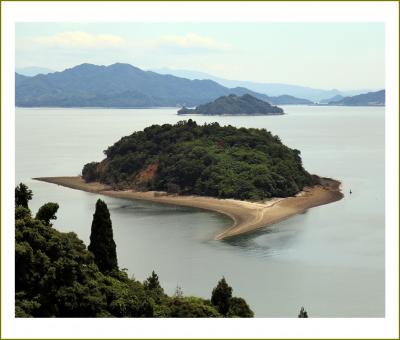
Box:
left=37, top=120, right=343, bottom=239
left=177, top=94, right=284, bottom=115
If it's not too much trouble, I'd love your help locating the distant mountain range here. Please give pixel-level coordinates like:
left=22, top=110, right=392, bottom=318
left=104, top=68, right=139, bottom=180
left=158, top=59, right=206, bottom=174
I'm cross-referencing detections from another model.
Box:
left=178, top=94, right=284, bottom=115
left=326, top=90, right=385, bottom=106
left=15, top=66, right=54, bottom=77
left=15, top=63, right=312, bottom=108
left=152, top=67, right=374, bottom=102
left=319, top=94, right=344, bottom=104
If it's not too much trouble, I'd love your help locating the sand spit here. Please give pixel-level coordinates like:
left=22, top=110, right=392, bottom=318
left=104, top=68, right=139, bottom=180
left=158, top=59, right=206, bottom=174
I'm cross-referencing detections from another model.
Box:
left=34, top=176, right=343, bottom=240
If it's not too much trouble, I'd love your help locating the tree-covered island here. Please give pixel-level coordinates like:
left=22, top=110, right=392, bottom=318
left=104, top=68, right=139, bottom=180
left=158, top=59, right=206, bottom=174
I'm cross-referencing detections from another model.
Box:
left=82, top=120, right=316, bottom=200
left=177, top=94, right=284, bottom=115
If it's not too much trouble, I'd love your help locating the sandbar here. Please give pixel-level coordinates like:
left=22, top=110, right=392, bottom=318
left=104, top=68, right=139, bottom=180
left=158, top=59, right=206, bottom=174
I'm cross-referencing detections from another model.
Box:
left=34, top=176, right=343, bottom=240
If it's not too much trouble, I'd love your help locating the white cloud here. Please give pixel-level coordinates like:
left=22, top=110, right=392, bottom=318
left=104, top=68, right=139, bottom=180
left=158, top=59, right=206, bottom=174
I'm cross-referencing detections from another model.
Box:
left=32, top=31, right=125, bottom=48
left=154, top=33, right=231, bottom=52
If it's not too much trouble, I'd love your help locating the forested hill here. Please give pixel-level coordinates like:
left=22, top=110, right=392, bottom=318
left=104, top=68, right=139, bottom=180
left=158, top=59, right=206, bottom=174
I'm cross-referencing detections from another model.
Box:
left=177, top=94, right=284, bottom=115
left=15, top=184, right=254, bottom=317
left=82, top=120, right=315, bottom=200
left=15, top=63, right=311, bottom=107
left=328, top=90, right=385, bottom=106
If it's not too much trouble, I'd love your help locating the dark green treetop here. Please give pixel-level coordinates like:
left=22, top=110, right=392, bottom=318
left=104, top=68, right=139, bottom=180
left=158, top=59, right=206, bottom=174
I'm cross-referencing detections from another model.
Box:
left=88, top=199, right=118, bottom=274
left=144, top=270, right=163, bottom=291
left=211, top=277, right=255, bottom=317
left=15, top=183, right=33, bottom=208
left=82, top=162, right=99, bottom=182
left=144, top=270, right=165, bottom=303
left=35, top=202, right=59, bottom=226
left=164, top=296, right=221, bottom=318
left=298, top=306, right=308, bottom=318
left=227, top=297, right=254, bottom=317
left=211, top=277, right=233, bottom=316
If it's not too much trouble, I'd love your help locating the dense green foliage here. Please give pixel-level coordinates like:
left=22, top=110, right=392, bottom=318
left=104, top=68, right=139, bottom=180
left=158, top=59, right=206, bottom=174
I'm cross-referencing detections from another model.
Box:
left=227, top=297, right=254, bottom=317
left=15, top=183, right=33, bottom=208
left=88, top=199, right=118, bottom=274
left=35, top=202, right=59, bottom=226
left=15, top=185, right=254, bottom=318
left=211, top=277, right=232, bottom=316
left=82, top=120, right=315, bottom=200
left=178, top=94, right=284, bottom=115
left=210, top=278, right=254, bottom=317
left=82, top=162, right=99, bottom=182
left=143, top=271, right=165, bottom=304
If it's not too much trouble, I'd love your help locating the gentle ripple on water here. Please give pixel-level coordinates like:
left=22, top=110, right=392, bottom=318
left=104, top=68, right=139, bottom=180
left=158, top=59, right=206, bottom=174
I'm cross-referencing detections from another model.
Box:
left=16, top=106, right=384, bottom=317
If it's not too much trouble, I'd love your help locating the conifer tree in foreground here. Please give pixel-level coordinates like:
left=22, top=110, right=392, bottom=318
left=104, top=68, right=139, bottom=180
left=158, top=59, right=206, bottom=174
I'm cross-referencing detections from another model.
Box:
left=15, top=183, right=33, bottom=208
left=88, top=199, right=118, bottom=274
left=298, top=306, right=308, bottom=318
left=211, top=277, right=254, bottom=317
left=144, top=271, right=163, bottom=291
left=211, top=277, right=233, bottom=316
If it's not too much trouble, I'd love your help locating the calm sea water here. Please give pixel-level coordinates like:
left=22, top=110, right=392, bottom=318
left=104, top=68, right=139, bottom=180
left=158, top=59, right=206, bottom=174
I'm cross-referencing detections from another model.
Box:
left=16, top=106, right=385, bottom=317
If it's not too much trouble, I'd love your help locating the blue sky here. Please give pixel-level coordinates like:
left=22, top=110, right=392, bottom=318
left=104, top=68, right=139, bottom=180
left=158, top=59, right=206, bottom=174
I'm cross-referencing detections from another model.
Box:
left=16, top=22, right=385, bottom=90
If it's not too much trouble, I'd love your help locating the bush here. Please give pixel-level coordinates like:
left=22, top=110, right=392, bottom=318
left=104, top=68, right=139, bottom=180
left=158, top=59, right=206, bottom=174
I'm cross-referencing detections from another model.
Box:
left=82, top=162, right=99, bottom=182
left=35, top=202, right=59, bottom=226
left=227, top=297, right=254, bottom=317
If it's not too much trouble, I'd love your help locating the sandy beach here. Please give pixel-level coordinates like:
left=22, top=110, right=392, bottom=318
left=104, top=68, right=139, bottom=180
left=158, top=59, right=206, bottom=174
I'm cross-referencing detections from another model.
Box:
left=34, top=176, right=343, bottom=240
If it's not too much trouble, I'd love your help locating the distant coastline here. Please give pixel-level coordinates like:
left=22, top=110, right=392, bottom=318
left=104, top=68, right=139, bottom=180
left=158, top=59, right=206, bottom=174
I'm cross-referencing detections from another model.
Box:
left=177, top=94, right=284, bottom=116
left=35, top=176, right=343, bottom=240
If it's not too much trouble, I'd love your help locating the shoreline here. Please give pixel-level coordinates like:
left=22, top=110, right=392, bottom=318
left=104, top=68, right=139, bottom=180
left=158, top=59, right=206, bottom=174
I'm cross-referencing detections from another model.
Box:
left=34, top=176, right=344, bottom=240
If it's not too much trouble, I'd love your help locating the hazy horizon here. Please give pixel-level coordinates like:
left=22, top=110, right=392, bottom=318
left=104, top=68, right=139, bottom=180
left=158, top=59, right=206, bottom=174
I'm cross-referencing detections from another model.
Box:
left=16, top=62, right=384, bottom=93
left=16, top=22, right=385, bottom=90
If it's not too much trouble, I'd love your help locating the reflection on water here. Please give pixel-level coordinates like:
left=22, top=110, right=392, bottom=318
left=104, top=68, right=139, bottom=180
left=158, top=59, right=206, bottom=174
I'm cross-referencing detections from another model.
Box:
left=225, top=228, right=296, bottom=258
left=16, top=106, right=384, bottom=317
left=114, top=201, right=198, bottom=216
left=223, top=211, right=310, bottom=258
